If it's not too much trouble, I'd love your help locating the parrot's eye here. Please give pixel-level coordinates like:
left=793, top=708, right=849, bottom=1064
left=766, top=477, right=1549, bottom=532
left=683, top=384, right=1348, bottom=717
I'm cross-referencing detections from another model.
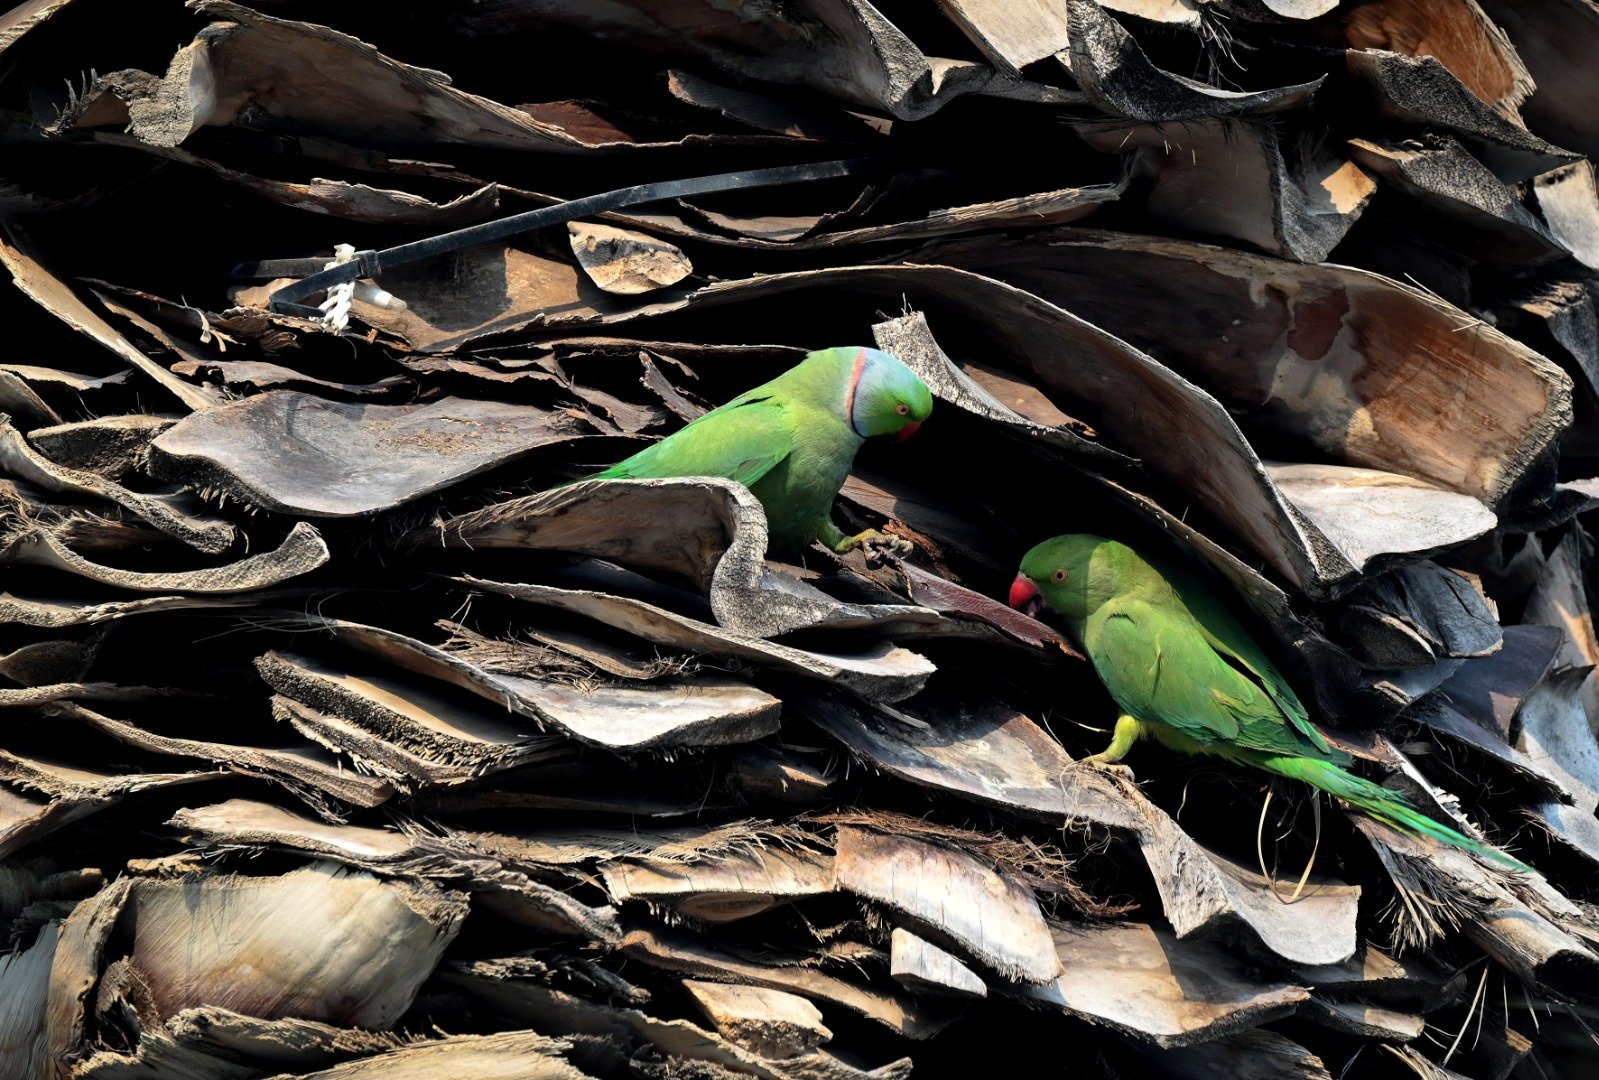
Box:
left=895, top=403, right=910, bottom=416
left=1052, top=568, right=1069, bottom=584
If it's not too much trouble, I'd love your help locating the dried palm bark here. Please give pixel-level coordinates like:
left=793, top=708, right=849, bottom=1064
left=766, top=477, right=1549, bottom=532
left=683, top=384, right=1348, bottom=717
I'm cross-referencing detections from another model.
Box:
left=0, top=0, right=1598, bottom=1077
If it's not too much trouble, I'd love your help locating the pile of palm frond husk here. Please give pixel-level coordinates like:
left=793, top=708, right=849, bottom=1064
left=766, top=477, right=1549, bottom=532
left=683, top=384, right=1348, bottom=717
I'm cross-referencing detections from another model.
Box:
left=1, top=1, right=1598, bottom=1077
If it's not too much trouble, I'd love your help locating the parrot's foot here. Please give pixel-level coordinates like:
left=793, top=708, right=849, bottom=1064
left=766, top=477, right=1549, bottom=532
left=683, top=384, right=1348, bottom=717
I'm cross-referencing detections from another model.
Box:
left=1080, top=756, right=1135, bottom=780
left=1079, top=715, right=1144, bottom=780
left=835, top=528, right=914, bottom=564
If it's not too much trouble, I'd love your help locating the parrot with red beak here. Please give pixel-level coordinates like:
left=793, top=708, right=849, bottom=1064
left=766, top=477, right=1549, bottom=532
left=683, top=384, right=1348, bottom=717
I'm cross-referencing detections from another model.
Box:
left=1011, top=534, right=1525, bottom=869
left=589, top=346, right=932, bottom=556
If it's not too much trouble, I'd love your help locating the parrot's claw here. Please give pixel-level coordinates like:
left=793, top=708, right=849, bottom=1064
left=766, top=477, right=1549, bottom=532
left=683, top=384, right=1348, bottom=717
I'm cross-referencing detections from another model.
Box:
left=863, top=535, right=915, bottom=564
left=837, top=529, right=915, bottom=564
left=1081, top=757, right=1135, bottom=780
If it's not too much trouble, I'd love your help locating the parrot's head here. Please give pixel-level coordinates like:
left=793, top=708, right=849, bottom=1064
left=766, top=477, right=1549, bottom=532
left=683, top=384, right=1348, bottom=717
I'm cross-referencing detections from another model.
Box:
left=833, top=347, right=933, bottom=441
left=1010, top=534, right=1110, bottom=623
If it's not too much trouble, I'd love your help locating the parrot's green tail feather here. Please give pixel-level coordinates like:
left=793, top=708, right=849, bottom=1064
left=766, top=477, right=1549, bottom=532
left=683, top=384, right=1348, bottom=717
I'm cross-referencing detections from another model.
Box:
left=1257, top=754, right=1529, bottom=871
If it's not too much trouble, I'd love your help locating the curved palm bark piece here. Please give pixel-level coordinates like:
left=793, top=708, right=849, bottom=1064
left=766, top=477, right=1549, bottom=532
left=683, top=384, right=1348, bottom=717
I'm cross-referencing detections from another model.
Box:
left=1348, top=135, right=1566, bottom=266
left=674, top=181, right=1125, bottom=250
left=26, top=414, right=177, bottom=481
left=98, top=1, right=677, bottom=152
left=889, top=930, right=986, bottom=999
left=832, top=826, right=1061, bottom=985
left=0, top=416, right=233, bottom=553
left=444, top=961, right=913, bottom=1080
left=1345, top=49, right=1578, bottom=183
left=1338, top=561, right=1503, bottom=668
left=149, top=391, right=594, bottom=518
left=600, top=845, right=836, bottom=923
left=1268, top=465, right=1498, bottom=587
left=1517, top=528, right=1599, bottom=719
left=870, top=310, right=1119, bottom=467
left=0, top=0, right=75, bottom=56
left=256, top=650, right=572, bottom=779
left=1535, top=163, right=1599, bottom=271
left=620, top=927, right=954, bottom=1041
left=0, top=519, right=328, bottom=593
left=459, top=578, right=934, bottom=704
left=0, top=369, right=60, bottom=428
left=663, top=68, right=883, bottom=141
left=0, top=591, right=261, bottom=628
left=416, top=479, right=937, bottom=640
left=841, top=553, right=1082, bottom=658
left=168, top=798, right=621, bottom=942
left=1516, top=666, right=1599, bottom=864
left=681, top=980, right=832, bottom=1059
left=123, top=863, right=467, bottom=1028
left=88, top=129, right=505, bottom=225
left=273, top=616, right=783, bottom=752
left=72, top=1006, right=407, bottom=1080
left=46, top=877, right=134, bottom=1071
left=1020, top=921, right=1310, bottom=1048
left=168, top=358, right=413, bottom=401
left=0, top=752, right=223, bottom=861
left=804, top=183, right=1122, bottom=249
left=1434, top=624, right=1565, bottom=740
left=1061, top=2, right=1323, bottom=121
left=271, top=695, right=488, bottom=791
left=1079, top=119, right=1376, bottom=263
left=936, top=0, right=1071, bottom=73
left=1294, top=944, right=1451, bottom=1009
left=47, top=701, right=396, bottom=811
left=1404, top=700, right=1571, bottom=806
left=1338, top=0, right=1534, bottom=114
left=920, top=228, right=1570, bottom=512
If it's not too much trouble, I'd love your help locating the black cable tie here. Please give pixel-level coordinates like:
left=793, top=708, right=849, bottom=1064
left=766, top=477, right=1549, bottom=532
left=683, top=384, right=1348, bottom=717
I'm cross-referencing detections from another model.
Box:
left=231, top=157, right=887, bottom=319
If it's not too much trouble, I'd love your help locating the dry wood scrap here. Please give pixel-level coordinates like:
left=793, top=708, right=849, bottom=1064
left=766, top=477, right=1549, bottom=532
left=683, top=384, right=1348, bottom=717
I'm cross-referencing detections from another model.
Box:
left=2, top=0, right=1599, bottom=1077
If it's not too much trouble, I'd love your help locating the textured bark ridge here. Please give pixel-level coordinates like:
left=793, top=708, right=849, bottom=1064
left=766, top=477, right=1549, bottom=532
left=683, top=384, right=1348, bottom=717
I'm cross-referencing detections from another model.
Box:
left=2, top=0, right=1599, bottom=1076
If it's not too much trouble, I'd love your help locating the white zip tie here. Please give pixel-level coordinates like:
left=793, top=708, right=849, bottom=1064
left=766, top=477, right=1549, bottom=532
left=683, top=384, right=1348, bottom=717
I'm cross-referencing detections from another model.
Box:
left=318, top=244, right=357, bottom=332
left=316, top=243, right=406, bottom=332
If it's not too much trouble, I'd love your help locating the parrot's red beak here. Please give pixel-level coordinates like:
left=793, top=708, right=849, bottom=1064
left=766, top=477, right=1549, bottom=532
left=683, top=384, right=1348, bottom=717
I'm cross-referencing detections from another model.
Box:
left=1009, top=574, right=1045, bottom=617
left=894, top=421, right=922, bottom=442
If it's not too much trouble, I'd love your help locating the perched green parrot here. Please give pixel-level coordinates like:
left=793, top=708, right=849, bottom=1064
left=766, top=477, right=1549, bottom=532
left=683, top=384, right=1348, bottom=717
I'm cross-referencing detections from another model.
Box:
left=587, top=346, right=933, bottom=556
left=1010, top=534, right=1524, bottom=868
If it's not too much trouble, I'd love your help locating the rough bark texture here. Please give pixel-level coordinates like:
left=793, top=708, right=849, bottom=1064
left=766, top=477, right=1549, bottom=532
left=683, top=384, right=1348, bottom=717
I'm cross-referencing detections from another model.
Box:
left=1, top=1, right=1597, bottom=1078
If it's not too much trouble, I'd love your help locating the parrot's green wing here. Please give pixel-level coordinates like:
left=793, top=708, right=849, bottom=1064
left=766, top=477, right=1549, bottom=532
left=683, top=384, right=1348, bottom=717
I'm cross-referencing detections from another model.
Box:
left=589, top=394, right=793, bottom=488
left=1086, top=599, right=1334, bottom=760
left=1169, top=570, right=1332, bottom=754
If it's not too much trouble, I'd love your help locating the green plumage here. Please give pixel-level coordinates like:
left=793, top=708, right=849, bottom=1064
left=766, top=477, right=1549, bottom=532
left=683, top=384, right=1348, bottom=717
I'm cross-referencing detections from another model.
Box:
left=1015, top=534, right=1525, bottom=869
left=588, top=347, right=932, bottom=554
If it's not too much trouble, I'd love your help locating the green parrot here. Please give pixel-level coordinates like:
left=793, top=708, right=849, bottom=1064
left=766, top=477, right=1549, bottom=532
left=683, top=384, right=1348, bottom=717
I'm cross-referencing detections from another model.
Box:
left=1010, top=534, right=1525, bottom=868
left=587, top=346, right=933, bottom=556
